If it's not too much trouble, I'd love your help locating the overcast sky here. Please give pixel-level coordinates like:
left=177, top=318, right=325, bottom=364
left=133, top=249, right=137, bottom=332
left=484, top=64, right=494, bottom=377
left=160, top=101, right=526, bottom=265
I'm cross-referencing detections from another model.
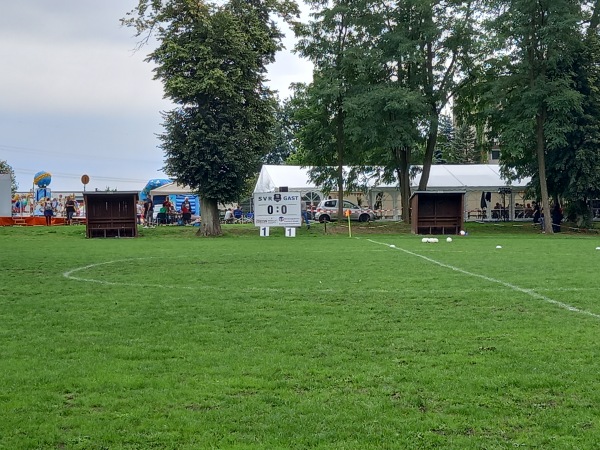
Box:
left=0, top=1, right=312, bottom=193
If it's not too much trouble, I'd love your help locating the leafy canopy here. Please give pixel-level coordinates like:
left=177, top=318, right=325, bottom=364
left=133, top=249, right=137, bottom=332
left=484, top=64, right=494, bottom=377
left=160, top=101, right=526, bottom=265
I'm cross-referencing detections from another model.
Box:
left=123, top=0, right=298, bottom=203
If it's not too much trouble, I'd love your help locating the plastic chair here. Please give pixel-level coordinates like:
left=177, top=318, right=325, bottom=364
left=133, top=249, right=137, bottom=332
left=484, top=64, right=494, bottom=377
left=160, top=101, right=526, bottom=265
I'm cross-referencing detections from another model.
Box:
left=156, top=212, right=168, bottom=225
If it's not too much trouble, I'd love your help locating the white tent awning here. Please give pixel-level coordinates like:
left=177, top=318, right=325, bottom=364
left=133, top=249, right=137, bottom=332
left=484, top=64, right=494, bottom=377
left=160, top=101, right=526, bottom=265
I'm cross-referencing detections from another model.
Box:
left=254, top=164, right=530, bottom=193
left=149, top=182, right=196, bottom=196
left=254, top=165, right=319, bottom=193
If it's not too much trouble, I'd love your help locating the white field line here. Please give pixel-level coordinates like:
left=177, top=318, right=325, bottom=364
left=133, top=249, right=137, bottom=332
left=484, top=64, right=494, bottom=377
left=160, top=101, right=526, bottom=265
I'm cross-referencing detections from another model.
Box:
left=63, top=259, right=193, bottom=290
left=537, top=287, right=600, bottom=292
left=62, top=258, right=403, bottom=294
left=366, top=238, right=600, bottom=320
left=63, top=255, right=600, bottom=301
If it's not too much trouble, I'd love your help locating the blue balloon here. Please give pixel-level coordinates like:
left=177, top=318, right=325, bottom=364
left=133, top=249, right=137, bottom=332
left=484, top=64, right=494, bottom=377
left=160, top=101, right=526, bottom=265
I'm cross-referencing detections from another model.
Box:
left=34, top=171, right=52, bottom=188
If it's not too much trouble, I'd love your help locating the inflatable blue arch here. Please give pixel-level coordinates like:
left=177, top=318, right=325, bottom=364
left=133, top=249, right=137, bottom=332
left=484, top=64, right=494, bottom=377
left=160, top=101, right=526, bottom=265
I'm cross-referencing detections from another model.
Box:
left=139, top=179, right=171, bottom=201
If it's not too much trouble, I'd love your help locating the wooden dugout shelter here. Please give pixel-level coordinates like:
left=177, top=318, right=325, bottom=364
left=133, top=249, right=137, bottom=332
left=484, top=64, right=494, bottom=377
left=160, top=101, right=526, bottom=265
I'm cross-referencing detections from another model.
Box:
left=84, top=191, right=138, bottom=238
left=410, top=191, right=465, bottom=235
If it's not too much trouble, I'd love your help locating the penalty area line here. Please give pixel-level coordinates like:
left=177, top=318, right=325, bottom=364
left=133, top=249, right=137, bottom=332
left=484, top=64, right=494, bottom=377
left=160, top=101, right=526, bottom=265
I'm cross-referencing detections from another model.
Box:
left=366, top=238, right=600, bottom=320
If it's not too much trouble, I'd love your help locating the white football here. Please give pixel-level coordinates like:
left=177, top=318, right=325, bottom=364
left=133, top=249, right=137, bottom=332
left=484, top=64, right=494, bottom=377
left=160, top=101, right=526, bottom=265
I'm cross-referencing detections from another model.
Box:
left=422, top=238, right=428, bottom=243
left=389, top=244, right=396, bottom=248
left=459, top=230, right=466, bottom=236
left=496, top=245, right=502, bottom=249
left=432, top=238, right=439, bottom=243
left=446, top=237, right=452, bottom=242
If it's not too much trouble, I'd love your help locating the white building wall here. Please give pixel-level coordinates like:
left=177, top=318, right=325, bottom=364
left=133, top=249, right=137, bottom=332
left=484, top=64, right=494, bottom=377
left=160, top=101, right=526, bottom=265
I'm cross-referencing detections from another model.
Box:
left=0, top=174, right=11, bottom=217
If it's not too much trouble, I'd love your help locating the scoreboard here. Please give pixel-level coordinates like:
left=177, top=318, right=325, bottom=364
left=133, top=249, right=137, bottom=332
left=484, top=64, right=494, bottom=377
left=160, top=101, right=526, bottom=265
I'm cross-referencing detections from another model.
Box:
left=253, top=192, right=302, bottom=227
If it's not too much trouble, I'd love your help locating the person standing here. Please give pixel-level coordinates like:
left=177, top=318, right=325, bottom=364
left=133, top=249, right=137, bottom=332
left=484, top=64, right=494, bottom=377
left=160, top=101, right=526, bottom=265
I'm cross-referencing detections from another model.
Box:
left=43, top=197, right=53, bottom=226
left=143, top=197, right=154, bottom=228
left=181, top=197, right=192, bottom=224
left=532, top=201, right=541, bottom=224
left=163, top=196, right=173, bottom=212
left=301, top=201, right=311, bottom=230
left=136, top=201, right=143, bottom=225
left=161, top=196, right=174, bottom=224
left=64, top=196, right=76, bottom=225
left=551, top=203, right=563, bottom=233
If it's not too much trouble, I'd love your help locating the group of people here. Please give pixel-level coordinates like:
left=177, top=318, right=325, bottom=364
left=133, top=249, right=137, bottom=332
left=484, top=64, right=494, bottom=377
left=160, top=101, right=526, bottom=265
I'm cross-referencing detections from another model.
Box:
left=222, top=203, right=311, bottom=229
left=41, top=196, right=78, bottom=226
left=223, top=206, right=245, bottom=224
left=491, top=202, right=509, bottom=220
left=140, top=196, right=193, bottom=227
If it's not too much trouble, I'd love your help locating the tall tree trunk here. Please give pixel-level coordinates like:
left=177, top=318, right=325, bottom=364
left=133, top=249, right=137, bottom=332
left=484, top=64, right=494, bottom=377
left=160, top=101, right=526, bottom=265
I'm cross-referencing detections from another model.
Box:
left=535, top=111, right=553, bottom=234
left=418, top=28, right=439, bottom=192
left=196, top=196, right=222, bottom=236
left=396, top=147, right=411, bottom=222
left=418, top=109, right=439, bottom=191
left=589, top=0, right=600, bottom=33
left=335, top=103, right=345, bottom=220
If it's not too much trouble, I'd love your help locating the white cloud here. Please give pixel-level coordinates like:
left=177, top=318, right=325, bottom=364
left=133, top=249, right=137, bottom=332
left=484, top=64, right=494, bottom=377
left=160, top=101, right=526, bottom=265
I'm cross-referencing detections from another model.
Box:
left=0, top=38, right=170, bottom=115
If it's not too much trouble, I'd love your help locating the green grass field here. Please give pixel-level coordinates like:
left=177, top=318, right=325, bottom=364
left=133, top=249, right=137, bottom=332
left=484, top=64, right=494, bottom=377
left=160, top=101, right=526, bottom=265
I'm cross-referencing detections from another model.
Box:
left=1, top=222, right=600, bottom=449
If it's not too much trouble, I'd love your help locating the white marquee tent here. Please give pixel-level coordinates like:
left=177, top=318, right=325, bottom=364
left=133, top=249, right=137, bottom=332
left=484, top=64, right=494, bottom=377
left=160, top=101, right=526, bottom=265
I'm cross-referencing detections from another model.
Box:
left=409, top=164, right=529, bottom=191
left=254, top=164, right=529, bottom=192
left=254, top=165, right=319, bottom=193
left=254, top=164, right=532, bottom=221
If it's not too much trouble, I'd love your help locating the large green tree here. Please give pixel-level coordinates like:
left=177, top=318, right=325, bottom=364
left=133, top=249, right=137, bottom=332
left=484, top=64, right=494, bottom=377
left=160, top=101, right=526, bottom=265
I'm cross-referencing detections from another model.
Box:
left=543, top=6, right=600, bottom=226
left=292, top=0, right=364, bottom=219
left=352, top=0, right=480, bottom=194
left=123, top=0, right=297, bottom=236
left=482, top=0, right=589, bottom=233
left=344, top=83, right=426, bottom=221
left=292, top=0, right=480, bottom=221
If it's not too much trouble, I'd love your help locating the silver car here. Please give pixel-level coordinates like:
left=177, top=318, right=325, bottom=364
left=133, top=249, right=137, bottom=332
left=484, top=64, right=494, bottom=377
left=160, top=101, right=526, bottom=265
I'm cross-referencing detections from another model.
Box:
left=314, top=199, right=375, bottom=223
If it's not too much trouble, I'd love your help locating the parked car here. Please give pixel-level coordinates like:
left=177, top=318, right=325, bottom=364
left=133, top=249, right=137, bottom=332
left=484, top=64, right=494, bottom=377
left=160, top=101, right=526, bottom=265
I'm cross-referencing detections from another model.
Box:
left=314, top=199, right=375, bottom=223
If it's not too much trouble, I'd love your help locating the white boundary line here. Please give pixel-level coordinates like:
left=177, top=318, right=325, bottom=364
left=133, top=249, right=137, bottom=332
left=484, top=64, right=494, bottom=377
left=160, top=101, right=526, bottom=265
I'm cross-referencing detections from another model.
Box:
left=366, top=238, right=600, bottom=320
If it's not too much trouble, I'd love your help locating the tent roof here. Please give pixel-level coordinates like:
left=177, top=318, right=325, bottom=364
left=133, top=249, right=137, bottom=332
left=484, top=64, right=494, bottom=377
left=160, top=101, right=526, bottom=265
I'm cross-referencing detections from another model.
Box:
left=254, top=165, right=319, bottom=193
left=149, top=182, right=197, bottom=196
left=254, top=164, right=530, bottom=192
left=407, top=164, right=530, bottom=190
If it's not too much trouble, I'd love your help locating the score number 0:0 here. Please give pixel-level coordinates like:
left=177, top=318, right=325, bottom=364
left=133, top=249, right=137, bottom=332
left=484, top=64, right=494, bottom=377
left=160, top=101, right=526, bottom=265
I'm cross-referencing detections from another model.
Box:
left=267, top=205, right=287, bottom=214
